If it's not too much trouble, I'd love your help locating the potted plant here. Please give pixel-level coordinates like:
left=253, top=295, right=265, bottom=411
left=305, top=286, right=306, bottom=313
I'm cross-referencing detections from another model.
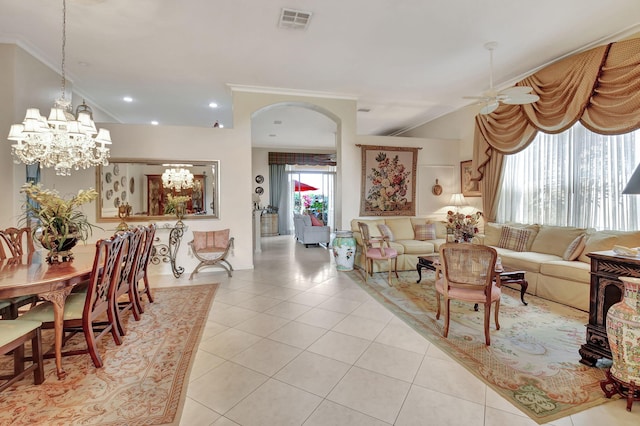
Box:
left=21, top=183, right=99, bottom=263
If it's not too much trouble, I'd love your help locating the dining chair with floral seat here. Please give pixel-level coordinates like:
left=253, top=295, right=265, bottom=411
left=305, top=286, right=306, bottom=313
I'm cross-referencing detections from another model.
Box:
left=111, top=228, right=145, bottom=338
left=18, top=234, right=127, bottom=368
left=357, top=222, right=398, bottom=286
left=132, top=224, right=156, bottom=314
left=0, top=320, right=45, bottom=392
left=435, top=243, right=500, bottom=346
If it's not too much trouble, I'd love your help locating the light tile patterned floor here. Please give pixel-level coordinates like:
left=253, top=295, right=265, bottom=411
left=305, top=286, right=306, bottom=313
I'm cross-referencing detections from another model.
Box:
left=149, top=236, right=639, bottom=426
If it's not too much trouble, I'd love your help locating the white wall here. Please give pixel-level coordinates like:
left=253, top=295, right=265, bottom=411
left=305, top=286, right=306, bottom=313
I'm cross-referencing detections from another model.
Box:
left=398, top=106, right=483, bottom=212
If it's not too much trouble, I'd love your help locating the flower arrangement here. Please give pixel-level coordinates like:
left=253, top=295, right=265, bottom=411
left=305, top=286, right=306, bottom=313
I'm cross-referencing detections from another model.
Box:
left=164, top=194, right=191, bottom=214
left=365, top=152, right=410, bottom=211
left=21, top=183, right=98, bottom=260
left=446, top=210, right=482, bottom=242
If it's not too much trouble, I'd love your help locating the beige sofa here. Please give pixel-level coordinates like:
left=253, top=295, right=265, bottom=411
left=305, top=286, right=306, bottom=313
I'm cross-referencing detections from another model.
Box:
left=479, top=222, right=640, bottom=311
left=350, top=217, right=448, bottom=272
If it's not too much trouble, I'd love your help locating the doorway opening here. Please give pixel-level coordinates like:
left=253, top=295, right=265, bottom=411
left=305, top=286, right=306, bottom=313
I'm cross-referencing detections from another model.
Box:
left=287, top=165, right=336, bottom=234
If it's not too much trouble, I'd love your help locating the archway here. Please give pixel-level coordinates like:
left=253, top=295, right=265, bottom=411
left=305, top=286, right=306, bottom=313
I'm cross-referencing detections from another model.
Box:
left=251, top=102, right=340, bottom=239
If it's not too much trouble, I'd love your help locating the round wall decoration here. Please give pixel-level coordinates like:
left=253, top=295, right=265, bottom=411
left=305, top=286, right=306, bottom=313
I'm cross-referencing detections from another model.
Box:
left=255, top=175, right=264, bottom=184
left=255, top=186, right=264, bottom=195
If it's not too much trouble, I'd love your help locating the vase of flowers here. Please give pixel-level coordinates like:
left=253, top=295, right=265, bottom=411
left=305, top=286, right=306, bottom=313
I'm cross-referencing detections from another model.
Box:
left=21, top=183, right=98, bottom=264
left=165, top=194, right=191, bottom=226
left=446, top=210, right=482, bottom=242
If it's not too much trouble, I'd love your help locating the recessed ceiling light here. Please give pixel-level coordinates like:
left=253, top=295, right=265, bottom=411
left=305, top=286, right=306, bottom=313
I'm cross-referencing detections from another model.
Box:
left=151, top=120, right=159, bottom=125
left=209, top=102, right=218, bottom=108
left=123, top=96, right=133, bottom=102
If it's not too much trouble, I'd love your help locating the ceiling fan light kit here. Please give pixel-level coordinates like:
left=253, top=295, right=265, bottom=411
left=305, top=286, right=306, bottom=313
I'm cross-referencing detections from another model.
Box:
left=465, top=41, right=540, bottom=115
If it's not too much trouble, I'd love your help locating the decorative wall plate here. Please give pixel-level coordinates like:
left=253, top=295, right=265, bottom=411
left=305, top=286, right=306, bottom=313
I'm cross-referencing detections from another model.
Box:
left=114, top=197, right=120, bottom=208
left=106, top=189, right=113, bottom=200
left=255, top=175, right=264, bottom=184
left=255, top=186, right=264, bottom=195
left=105, top=172, right=112, bottom=183
left=129, top=177, right=135, bottom=193
left=121, top=176, right=126, bottom=186
left=121, top=191, right=127, bottom=201
left=114, top=181, right=120, bottom=191
left=113, top=164, right=120, bottom=176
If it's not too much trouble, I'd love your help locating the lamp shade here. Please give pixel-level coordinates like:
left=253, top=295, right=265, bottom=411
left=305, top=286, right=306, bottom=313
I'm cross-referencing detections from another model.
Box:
left=623, top=163, right=640, bottom=194
left=449, top=193, right=467, bottom=207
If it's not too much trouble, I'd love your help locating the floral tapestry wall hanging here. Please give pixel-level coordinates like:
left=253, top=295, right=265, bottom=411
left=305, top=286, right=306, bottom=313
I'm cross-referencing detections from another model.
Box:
left=359, top=145, right=419, bottom=216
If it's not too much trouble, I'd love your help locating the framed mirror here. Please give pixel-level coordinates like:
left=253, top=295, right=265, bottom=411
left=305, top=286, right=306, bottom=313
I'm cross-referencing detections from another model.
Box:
left=95, top=159, right=220, bottom=222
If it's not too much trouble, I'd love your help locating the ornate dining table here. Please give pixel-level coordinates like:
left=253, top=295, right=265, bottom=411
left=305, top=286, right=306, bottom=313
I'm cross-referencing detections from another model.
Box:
left=0, top=245, right=96, bottom=379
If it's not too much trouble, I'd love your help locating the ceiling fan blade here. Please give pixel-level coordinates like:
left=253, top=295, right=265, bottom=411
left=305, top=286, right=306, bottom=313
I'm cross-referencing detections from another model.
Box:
left=499, top=86, right=534, bottom=96
left=480, top=101, right=499, bottom=115
left=502, top=93, right=540, bottom=105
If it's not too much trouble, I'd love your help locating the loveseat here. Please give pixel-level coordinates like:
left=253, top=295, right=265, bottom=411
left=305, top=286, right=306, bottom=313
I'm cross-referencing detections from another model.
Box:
left=478, top=222, right=640, bottom=311
left=350, top=217, right=448, bottom=272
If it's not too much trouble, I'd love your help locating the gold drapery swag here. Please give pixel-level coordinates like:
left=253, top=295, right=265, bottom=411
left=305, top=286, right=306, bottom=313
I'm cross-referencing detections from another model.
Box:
left=472, top=37, right=640, bottom=220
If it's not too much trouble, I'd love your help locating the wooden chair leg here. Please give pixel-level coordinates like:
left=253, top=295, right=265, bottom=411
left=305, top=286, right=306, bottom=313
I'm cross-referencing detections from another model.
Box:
left=436, top=292, right=441, bottom=320
left=494, top=300, right=500, bottom=330
left=443, top=299, right=451, bottom=338
left=31, top=328, right=44, bottom=385
left=484, top=302, right=491, bottom=346
left=387, top=258, right=392, bottom=286
left=83, top=322, right=103, bottom=368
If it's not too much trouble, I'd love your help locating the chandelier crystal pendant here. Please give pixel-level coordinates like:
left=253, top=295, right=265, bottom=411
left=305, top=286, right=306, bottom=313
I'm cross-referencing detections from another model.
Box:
left=6, top=0, right=112, bottom=176
left=162, top=168, right=195, bottom=192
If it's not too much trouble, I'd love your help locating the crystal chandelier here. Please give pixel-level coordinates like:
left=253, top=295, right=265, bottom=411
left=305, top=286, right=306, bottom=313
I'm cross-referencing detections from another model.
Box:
left=162, top=168, right=194, bottom=192
left=6, top=0, right=112, bottom=176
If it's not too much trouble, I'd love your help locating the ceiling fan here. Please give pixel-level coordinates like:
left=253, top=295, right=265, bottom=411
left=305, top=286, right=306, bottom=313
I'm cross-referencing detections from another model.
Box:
left=464, top=41, right=540, bottom=115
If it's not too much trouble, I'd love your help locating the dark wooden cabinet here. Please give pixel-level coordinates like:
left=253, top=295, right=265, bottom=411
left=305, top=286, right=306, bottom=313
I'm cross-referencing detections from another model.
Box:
left=146, top=174, right=206, bottom=216
left=579, top=251, right=635, bottom=366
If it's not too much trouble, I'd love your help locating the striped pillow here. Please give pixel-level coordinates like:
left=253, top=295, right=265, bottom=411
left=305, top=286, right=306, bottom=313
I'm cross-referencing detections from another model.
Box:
left=563, top=234, right=586, bottom=261
left=377, top=224, right=395, bottom=241
left=414, top=224, right=436, bottom=241
left=497, top=226, right=532, bottom=252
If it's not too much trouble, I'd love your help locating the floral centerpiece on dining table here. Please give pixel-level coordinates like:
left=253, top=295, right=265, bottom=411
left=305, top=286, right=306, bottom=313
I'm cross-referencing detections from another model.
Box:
left=446, top=210, right=482, bottom=242
left=21, top=183, right=98, bottom=263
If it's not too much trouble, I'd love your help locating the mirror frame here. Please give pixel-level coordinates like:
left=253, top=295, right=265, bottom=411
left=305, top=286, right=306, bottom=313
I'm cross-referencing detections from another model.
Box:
left=95, top=158, right=220, bottom=222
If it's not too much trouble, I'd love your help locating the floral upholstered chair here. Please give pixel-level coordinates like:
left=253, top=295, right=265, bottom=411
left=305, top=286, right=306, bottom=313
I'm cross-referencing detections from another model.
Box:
left=188, top=229, right=234, bottom=279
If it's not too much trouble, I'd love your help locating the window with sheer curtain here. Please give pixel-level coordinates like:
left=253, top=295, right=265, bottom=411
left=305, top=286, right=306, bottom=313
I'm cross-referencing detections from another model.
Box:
left=497, top=122, right=640, bottom=231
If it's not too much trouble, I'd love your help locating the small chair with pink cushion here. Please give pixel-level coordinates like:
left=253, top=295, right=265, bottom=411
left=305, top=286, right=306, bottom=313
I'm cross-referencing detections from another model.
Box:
left=357, top=222, right=398, bottom=286
left=188, top=229, right=234, bottom=279
left=435, top=243, right=500, bottom=345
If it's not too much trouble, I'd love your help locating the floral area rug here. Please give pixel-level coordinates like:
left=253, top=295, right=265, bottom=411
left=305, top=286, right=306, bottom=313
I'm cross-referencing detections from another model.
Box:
left=346, top=270, right=609, bottom=424
left=0, top=284, right=218, bottom=426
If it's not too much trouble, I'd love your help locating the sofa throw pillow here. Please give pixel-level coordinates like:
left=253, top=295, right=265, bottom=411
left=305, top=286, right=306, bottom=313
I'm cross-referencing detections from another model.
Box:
left=497, top=226, right=532, bottom=252
left=563, top=234, right=586, bottom=261
left=377, top=224, right=395, bottom=241
left=414, top=224, right=436, bottom=241
left=310, top=215, right=324, bottom=226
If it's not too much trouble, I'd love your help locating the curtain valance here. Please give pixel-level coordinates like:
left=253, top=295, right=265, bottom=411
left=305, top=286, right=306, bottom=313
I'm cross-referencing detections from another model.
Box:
left=473, top=37, right=640, bottom=220
left=268, top=152, right=336, bottom=166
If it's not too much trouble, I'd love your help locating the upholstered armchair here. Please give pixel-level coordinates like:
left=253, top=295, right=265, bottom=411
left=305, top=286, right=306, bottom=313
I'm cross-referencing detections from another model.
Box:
left=293, top=214, right=330, bottom=247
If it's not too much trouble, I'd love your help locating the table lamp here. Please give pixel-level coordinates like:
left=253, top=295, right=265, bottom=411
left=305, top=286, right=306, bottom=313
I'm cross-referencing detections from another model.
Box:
left=449, top=193, right=467, bottom=211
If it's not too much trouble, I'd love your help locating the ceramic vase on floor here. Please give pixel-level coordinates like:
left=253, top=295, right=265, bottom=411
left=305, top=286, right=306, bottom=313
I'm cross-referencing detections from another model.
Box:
left=603, top=276, right=640, bottom=407
left=332, top=230, right=356, bottom=271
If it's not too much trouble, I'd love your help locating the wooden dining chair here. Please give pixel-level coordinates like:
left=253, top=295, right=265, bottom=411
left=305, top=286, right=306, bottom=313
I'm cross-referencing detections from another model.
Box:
left=435, top=243, right=500, bottom=345
left=0, top=320, right=45, bottom=392
left=357, top=222, right=398, bottom=286
left=111, top=228, right=145, bottom=338
left=18, top=234, right=127, bottom=368
left=0, top=227, right=38, bottom=319
left=132, top=224, right=156, bottom=314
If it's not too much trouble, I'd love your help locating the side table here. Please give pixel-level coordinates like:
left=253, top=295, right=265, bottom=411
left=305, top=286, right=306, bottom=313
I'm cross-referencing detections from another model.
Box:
left=150, top=223, right=187, bottom=278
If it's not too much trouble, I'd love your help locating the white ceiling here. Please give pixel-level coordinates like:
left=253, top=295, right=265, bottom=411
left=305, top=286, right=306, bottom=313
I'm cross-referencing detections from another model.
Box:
left=1, top=0, right=639, bottom=150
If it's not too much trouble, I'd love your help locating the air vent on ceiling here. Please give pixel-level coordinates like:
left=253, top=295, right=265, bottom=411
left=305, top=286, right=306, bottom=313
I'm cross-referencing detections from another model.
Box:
left=279, top=8, right=312, bottom=30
